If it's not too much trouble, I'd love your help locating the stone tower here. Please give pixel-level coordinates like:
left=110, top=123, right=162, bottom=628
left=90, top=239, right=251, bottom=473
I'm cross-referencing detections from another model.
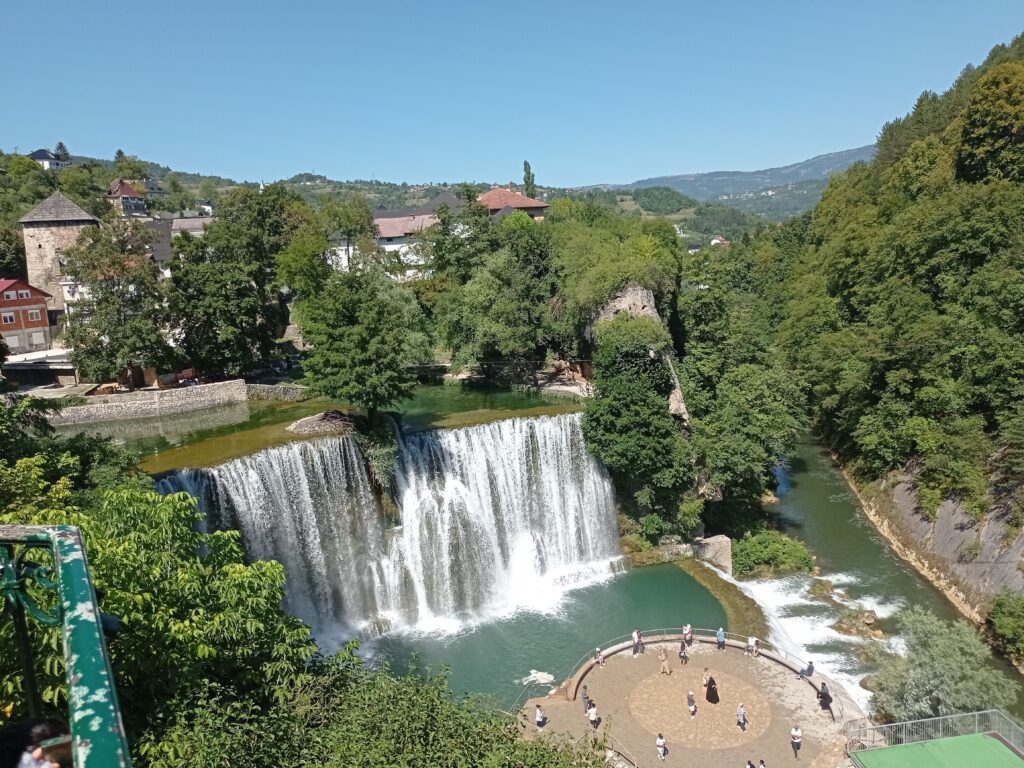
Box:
left=19, top=192, right=98, bottom=313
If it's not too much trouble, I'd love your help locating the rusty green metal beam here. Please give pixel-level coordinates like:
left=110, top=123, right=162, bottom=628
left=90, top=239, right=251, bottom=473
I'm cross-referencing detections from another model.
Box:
left=0, top=524, right=131, bottom=768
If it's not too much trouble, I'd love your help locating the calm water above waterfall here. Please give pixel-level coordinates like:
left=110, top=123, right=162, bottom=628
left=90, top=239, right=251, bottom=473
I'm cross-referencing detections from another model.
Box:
left=159, top=414, right=622, bottom=634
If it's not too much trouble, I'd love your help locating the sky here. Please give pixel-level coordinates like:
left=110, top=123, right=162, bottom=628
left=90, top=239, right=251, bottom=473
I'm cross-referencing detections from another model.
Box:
left=2, top=1, right=1023, bottom=187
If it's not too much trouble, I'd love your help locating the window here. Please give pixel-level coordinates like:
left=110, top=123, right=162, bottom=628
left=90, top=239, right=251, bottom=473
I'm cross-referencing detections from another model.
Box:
left=28, top=310, right=41, bottom=322
left=4, top=334, right=18, bottom=348
left=2, top=291, right=15, bottom=300
left=17, top=290, right=30, bottom=299
left=30, top=331, right=45, bottom=346
left=1, top=312, right=13, bottom=324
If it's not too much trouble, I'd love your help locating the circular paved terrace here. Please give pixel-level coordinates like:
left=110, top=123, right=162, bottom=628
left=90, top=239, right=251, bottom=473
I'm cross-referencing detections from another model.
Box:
left=523, top=631, right=863, bottom=767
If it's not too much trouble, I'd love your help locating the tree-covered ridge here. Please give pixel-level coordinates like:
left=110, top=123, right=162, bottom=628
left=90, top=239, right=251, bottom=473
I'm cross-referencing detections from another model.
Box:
left=772, top=33, right=1024, bottom=518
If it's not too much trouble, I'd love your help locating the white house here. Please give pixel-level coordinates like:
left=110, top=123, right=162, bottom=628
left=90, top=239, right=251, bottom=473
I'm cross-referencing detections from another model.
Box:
left=28, top=149, right=71, bottom=171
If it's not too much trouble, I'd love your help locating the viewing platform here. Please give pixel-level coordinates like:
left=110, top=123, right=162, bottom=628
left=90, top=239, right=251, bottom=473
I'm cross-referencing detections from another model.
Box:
left=522, top=629, right=864, bottom=767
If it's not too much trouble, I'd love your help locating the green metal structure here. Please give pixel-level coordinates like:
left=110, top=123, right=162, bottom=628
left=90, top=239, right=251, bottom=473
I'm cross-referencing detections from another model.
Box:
left=1, top=524, right=131, bottom=767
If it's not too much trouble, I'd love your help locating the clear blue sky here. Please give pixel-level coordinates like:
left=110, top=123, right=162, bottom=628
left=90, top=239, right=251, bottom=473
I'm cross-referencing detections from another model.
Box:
left=2, top=1, right=1022, bottom=187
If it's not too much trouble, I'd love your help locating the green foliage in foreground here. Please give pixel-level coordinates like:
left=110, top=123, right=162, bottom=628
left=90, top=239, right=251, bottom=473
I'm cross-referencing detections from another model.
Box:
left=988, top=592, right=1024, bottom=660
left=871, top=607, right=1019, bottom=722
left=731, top=529, right=813, bottom=576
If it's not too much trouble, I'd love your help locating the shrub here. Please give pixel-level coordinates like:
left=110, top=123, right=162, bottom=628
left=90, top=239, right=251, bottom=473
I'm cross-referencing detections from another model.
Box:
left=731, top=529, right=813, bottom=576
left=989, top=592, right=1024, bottom=660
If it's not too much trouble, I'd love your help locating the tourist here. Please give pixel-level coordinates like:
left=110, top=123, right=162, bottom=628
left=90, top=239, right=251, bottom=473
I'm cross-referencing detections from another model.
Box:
left=746, top=635, right=756, bottom=655
left=655, top=733, right=667, bottom=761
left=594, top=647, right=605, bottom=667
left=678, top=637, right=689, bottom=666
left=687, top=690, right=697, bottom=719
left=582, top=685, right=591, bottom=714
left=817, top=682, right=834, bottom=721
left=705, top=675, right=719, bottom=704
left=797, top=660, right=814, bottom=681
left=760, top=760, right=767, bottom=768
left=632, top=627, right=641, bottom=657
left=736, top=703, right=748, bottom=732
left=716, top=626, right=726, bottom=650
left=751, top=639, right=761, bottom=658
left=683, top=623, right=693, bottom=646
left=746, top=761, right=756, bottom=768
left=658, top=645, right=672, bottom=675
left=535, top=704, right=546, bottom=730
left=588, top=701, right=599, bottom=730
left=790, top=724, right=802, bottom=759
left=638, top=628, right=646, bottom=655
left=700, top=667, right=710, bottom=688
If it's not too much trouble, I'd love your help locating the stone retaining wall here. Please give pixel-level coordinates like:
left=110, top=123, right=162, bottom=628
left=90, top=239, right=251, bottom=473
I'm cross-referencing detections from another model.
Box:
left=246, top=383, right=309, bottom=401
left=49, top=379, right=249, bottom=425
left=632, top=535, right=734, bottom=575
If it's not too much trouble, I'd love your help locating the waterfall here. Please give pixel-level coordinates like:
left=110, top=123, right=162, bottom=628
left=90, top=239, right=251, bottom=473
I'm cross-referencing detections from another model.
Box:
left=157, top=413, right=622, bottom=635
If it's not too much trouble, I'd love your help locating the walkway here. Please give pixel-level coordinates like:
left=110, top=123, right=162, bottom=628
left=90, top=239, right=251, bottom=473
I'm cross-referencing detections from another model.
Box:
left=524, top=633, right=862, bottom=767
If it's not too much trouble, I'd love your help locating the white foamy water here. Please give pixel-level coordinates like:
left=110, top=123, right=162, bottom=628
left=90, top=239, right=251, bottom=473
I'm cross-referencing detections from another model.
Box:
left=158, top=413, right=623, bottom=636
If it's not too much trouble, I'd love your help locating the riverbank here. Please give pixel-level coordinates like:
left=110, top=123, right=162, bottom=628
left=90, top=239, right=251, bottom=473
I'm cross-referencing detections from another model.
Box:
left=834, top=461, right=985, bottom=625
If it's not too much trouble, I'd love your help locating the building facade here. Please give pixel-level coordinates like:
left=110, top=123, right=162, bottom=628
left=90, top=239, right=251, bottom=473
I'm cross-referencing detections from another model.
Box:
left=27, top=149, right=71, bottom=171
left=0, top=279, right=52, bottom=353
left=106, top=179, right=147, bottom=215
left=19, top=192, right=98, bottom=313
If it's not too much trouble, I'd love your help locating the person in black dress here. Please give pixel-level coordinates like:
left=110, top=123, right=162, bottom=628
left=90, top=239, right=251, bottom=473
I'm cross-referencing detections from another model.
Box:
left=705, top=675, right=720, bottom=704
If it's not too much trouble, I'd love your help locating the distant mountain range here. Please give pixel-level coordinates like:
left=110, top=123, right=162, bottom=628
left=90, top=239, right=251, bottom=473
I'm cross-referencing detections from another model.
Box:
left=583, top=145, right=877, bottom=220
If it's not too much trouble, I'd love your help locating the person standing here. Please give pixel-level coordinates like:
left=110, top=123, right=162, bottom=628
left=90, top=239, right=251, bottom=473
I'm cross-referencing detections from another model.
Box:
left=535, top=704, right=546, bottom=731
left=655, top=733, right=667, bottom=761
left=594, top=647, right=605, bottom=667
left=678, top=637, right=689, bottom=666
left=760, top=760, right=767, bottom=768
left=716, top=626, right=726, bottom=650
left=683, top=623, right=693, bottom=646
left=582, top=685, right=590, bottom=714
left=746, top=762, right=757, bottom=768
left=588, top=701, right=599, bottom=730
left=687, top=690, right=697, bottom=719
left=632, top=627, right=641, bottom=657
left=736, top=703, right=748, bottom=732
left=791, top=724, right=802, bottom=759
left=705, top=675, right=719, bottom=704
left=700, top=667, right=710, bottom=688
left=658, top=646, right=672, bottom=675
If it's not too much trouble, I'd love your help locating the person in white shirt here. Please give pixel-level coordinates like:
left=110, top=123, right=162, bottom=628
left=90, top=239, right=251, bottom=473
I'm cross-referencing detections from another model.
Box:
left=535, top=704, right=546, bottom=730
left=791, top=724, right=802, bottom=758
left=655, top=733, right=667, bottom=760
left=588, top=701, right=599, bottom=730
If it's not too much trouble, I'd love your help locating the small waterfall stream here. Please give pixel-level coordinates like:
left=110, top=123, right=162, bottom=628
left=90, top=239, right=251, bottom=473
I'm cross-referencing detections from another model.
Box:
left=158, top=413, right=622, bottom=634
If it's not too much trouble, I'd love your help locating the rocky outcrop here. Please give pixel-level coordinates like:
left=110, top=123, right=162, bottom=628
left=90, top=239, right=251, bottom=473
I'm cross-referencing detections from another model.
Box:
left=850, top=469, right=1024, bottom=623
left=286, top=410, right=354, bottom=435
left=627, top=534, right=733, bottom=575
left=594, top=283, right=689, bottom=424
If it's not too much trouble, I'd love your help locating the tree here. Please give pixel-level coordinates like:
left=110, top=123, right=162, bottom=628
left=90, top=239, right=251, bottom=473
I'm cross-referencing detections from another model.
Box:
left=53, top=142, right=70, bottom=161
left=523, top=160, right=537, bottom=199
left=114, top=151, right=148, bottom=181
left=63, top=220, right=174, bottom=383
left=989, top=592, right=1024, bottom=660
left=321, top=193, right=375, bottom=257
left=299, top=268, right=429, bottom=417
left=871, top=607, right=1018, bottom=722
left=955, top=63, right=1024, bottom=183
left=0, top=226, right=25, bottom=279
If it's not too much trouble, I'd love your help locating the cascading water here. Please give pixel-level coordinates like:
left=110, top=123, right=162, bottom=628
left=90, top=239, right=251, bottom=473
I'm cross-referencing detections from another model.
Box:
left=157, top=413, right=622, bottom=635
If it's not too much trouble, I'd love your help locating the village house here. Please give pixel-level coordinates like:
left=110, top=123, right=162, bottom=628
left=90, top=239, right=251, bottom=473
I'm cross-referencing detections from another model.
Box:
left=477, top=187, right=548, bottom=220
left=106, top=179, right=147, bottom=216
left=27, top=149, right=71, bottom=171
left=709, top=235, right=732, bottom=247
left=19, top=191, right=99, bottom=315
left=0, top=279, right=53, bottom=354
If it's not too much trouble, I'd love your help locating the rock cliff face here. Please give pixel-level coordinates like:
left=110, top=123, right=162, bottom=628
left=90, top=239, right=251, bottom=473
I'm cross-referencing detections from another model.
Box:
left=594, top=283, right=689, bottom=424
left=857, top=472, right=1024, bottom=620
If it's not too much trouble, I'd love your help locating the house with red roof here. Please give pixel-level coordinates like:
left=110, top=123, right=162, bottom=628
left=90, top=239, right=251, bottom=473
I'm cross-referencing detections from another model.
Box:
left=477, top=188, right=549, bottom=220
left=0, top=279, right=53, bottom=353
left=106, top=179, right=146, bottom=216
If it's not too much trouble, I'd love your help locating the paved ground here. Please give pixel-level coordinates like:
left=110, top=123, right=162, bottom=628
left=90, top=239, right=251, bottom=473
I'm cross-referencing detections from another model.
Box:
left=526, top=639, right=855, bottom=767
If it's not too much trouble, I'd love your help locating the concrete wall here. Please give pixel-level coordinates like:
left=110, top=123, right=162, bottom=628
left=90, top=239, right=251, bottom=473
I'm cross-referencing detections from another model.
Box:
left=49, top=379, right=249, bottom=425
left=636, top=535, right=734, bottom=575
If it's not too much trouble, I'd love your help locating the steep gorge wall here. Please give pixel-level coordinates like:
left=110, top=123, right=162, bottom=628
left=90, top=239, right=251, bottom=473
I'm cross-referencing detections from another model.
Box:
left=853, top=472, right=1024, bottom=621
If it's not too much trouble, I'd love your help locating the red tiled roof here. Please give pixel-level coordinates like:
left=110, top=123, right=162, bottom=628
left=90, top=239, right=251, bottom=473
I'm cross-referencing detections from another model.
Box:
left=477, top=188, right=548, bottom=211
left=0, top=278, right=51, bottom=297
left=375, top=213, right=437, bottom=239
left=107, top=179, right=144, bottom=198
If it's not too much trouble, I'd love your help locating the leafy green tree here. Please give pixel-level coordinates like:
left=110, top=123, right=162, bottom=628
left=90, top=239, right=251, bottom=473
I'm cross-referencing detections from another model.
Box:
left=632, top=186, right=691, bottom=215
left=276, top=226, right=332, bottom=300
left=321, top=192, right=376, bottom=256
left=732, top=529, right=813, bottom=575
left=114, top=152, right=148, bottom=181
left=0, top=226, right=25, bottom=279
left=53, top=141, right=70, bottom=161
left=989, top=592, right=1024, bottom=660
left=871, top=607, right=1018, bottom=721
left=299, top=268, right=429, bottom=417
left=523, top=160, right=537, bottom=199
left=955, top=63, right=1024, bottom=183
left=63, top=220, right=174, bottom=383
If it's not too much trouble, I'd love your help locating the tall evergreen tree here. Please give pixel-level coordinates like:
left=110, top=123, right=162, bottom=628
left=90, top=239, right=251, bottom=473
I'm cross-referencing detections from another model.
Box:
left=53, top=141, right=70, bottom=161
left=523, top=160, right=537, bottom=198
